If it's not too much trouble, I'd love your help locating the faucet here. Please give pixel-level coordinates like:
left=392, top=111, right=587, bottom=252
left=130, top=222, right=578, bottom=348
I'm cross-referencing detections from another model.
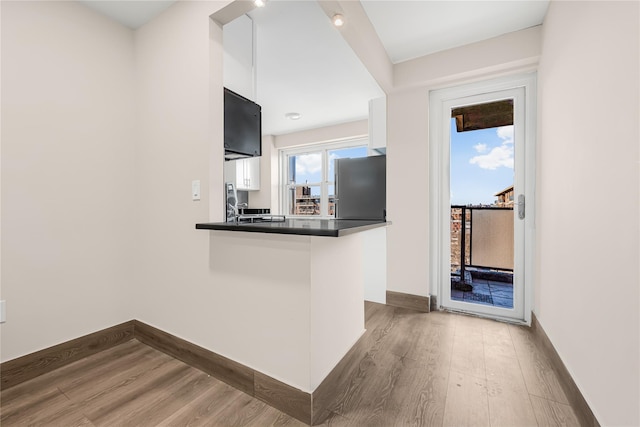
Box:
left=231, top=202, right=248, bottom=223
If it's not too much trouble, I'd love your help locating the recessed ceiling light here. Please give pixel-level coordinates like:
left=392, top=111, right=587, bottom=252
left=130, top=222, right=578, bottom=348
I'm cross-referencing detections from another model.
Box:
left=254, top=0, right=266, bottom=8
left=285, top=112, right=302, bottom=120
left=332, top=13, right=345, bottom=27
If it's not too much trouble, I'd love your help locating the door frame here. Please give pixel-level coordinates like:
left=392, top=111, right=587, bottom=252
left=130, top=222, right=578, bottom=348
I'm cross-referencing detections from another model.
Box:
left=428, top=73, right=536, bottom=324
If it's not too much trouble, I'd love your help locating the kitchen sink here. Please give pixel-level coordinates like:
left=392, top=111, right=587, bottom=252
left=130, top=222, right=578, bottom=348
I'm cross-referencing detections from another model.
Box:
left=236, top=214, right=286, bottom=224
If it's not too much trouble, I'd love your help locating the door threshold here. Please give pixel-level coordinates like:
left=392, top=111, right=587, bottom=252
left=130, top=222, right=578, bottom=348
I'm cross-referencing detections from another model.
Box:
left=440, top=307, right=527, bottom=326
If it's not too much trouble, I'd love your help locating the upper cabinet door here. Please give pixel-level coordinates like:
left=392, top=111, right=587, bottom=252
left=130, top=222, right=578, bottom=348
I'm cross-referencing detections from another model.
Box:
left=243, top=157, right=260, bottom=191
left=224, top=158, right=260, bottom=191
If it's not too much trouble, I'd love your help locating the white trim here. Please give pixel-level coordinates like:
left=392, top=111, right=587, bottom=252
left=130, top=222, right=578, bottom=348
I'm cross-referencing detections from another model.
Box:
left=429, top=73, right=536, bottom=324
left=278, top=137, right=369, bottom=156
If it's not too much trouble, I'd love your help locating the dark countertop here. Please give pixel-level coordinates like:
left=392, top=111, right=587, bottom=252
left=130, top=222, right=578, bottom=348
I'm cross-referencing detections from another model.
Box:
left=195, top=219, right=389, bottom=237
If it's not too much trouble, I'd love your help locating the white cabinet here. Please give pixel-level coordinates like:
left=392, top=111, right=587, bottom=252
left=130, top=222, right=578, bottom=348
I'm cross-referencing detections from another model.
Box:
left=223, top=14, right=255, bottom=99
left=368, top=96, right=387, bottom=154
left=242, top=157, right=260, bottom=190
left=224, top=157, right=260, bottom=191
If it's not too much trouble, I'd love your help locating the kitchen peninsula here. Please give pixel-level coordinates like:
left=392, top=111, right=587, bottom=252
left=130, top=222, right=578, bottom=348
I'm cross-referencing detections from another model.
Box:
left=196, top=218, right=387, bottom=236
left=195, top=218, right=388, bottom=423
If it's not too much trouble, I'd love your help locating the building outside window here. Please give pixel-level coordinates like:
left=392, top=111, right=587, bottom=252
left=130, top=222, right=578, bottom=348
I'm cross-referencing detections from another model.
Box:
left=280, top=140, right=368, bottom=217
left=494, top=185, right=514, bottom=207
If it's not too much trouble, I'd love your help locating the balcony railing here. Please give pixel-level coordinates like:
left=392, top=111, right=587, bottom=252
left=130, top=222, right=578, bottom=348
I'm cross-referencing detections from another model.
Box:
left=451, top=205, right=514, bottom=285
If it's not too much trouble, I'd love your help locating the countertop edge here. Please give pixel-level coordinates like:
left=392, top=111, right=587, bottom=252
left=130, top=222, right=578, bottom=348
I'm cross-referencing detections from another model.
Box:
left=195, top=220, right=390, bottom=237
left=334, top=221, right=389, bottom=236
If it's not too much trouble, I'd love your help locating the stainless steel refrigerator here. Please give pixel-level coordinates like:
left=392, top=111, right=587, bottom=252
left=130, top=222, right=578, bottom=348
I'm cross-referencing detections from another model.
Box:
left=335, top=155, right=386, bottom=221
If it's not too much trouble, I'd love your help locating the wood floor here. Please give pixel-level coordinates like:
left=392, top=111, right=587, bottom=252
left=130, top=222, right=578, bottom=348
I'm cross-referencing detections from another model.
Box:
left=1, top=303, right=580, bottom=426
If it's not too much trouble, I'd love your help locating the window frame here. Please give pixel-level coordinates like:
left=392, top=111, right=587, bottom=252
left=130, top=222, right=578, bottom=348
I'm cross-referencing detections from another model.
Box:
left=278, top=138, right=369, bottom=218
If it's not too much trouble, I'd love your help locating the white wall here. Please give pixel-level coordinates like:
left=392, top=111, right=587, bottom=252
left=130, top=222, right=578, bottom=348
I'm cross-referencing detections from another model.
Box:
left=274, top=119, right=368, bottom=149
left=386, top=28, right=542, bottom=298
left=0, top=1, right=137, bottom=361
left=386, top=88, right=430, bottom=296
left=208, top=232, right=312, bottom=391
left=310, top=232, right=365, bottom=390
left=362, top=227, right=387, bottom=303
left=0, top=1, right=4, bottom=330
left=132, top=0, right=229, bottom=347
left=536, top=2, right=639, bottom=425
left=394, top=26, right=541, bottom=90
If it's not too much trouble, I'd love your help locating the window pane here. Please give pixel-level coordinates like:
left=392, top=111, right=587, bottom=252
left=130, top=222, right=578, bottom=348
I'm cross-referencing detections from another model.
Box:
left=327, top=146, right=368, bottom=181
left=288, top=185, right=321, bottom=216
left=289, top=152, right=322, bottom=185
left=282, top=143, right=368, bottom=217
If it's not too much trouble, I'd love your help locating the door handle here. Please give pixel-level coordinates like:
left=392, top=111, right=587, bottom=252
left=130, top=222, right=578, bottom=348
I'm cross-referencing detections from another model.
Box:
left=517, top=194, right=525, bottom=219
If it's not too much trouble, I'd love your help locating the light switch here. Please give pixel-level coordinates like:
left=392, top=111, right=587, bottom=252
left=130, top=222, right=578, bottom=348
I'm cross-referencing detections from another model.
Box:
left=192, top=180, right=201, bottom=201
left=0, top=300, right=6, bottom=323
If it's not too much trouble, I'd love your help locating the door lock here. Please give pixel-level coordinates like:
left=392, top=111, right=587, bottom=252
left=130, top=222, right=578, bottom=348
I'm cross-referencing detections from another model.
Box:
left=517, top=194, right=525, bottom=219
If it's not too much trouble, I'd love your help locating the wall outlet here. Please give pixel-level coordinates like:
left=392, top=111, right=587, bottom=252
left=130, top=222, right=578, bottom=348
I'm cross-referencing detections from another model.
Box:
left=0, top=300, right=6, bottom=323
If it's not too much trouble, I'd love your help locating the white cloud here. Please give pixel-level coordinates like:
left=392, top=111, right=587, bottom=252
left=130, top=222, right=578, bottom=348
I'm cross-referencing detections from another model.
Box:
left=469, top=144, right=514, bottom=170
left=295, top=153, right=322, bottom=175
left=497, top=125, right=514, bottom=144
left=474, top=143, right=488, bottom=153
left=469, top=125, right=515, bottom=170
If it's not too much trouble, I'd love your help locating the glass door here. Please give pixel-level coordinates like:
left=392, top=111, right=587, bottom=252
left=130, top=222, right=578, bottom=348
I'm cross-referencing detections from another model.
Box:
left=449, top=98, right=517, bottom=312
left=430, top=74, right=536, bottom=322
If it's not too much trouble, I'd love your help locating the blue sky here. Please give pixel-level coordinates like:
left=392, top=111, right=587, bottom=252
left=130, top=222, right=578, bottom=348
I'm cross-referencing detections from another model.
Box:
left=292, top=146, right=368, bottom=189
left=289, top=130, right=513, bottom=205
left=450, top=119, right=514, bottom=205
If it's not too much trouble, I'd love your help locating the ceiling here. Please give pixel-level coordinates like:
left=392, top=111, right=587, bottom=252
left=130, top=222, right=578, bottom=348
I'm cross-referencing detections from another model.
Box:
left=360, top=1, right=549, bottom=64
left=78, top=0, right=549, bottom=136
left=80, top=1, right=176, bottom=29
left=247, top=1, right=384, bottom=135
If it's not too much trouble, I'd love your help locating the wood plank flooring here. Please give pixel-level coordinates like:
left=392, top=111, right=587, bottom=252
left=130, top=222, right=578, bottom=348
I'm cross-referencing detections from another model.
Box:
left=1, top=303, right=581, bottom=426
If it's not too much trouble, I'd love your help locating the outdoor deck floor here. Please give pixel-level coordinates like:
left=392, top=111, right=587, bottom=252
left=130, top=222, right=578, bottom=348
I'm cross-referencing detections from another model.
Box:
left=452, top=278, right=514, bottom=308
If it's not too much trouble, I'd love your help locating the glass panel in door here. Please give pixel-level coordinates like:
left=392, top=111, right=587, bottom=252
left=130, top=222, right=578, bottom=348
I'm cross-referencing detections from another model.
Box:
left=444, top=90, right=527, bottom=321
left=450, top=102, right=515, bottom=310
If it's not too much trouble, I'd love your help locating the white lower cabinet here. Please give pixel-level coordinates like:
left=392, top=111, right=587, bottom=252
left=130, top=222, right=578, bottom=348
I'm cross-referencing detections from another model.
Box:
left=224, top=157, right=260, bottom=191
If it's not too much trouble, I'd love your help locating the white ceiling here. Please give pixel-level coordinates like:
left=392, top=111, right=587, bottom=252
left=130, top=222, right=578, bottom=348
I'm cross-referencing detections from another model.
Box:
left=360, top=0, right=550, bottom=64
left=80, top=1, right=176, bottom=29
left=248, top=1, right=384, bottom=135
left=78, top=0, right=549, bottom=136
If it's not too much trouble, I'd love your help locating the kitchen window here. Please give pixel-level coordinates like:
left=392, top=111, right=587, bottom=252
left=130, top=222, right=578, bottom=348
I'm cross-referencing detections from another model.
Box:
left=279, top=140, right=368, bottom=217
